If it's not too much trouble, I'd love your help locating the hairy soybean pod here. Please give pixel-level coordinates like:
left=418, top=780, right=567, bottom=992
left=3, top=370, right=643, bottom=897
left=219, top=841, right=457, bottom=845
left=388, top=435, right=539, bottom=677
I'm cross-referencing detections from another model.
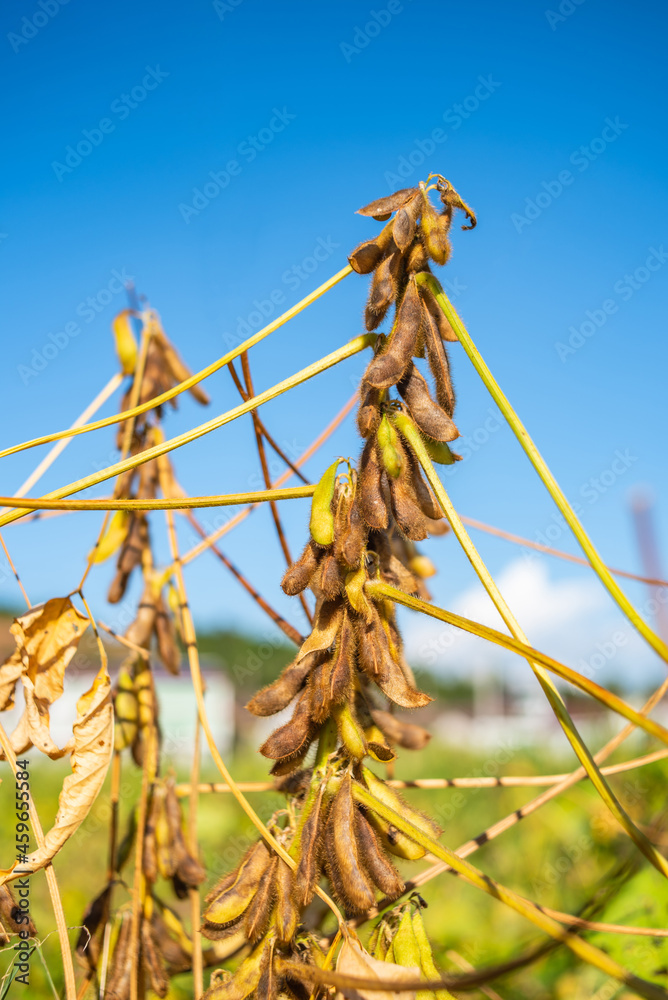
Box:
left=398, top=363, right=458, bottom=443
left=293, top=782, right=326, bottom=908
left=281, top=538, right=321, bottom=595
left=326, top=772, right=376, bottom=914
left=421, top=196, right=452, bottom=266
left=365, top=250, right=400, bottom=330
left=310, top=459, right=341, bottom=546
left=357, top=187, right=418, bottom=218
left=366, top=279, right=422, bottom=390
left=246, top=649, right=318, bottom=717
left=357, top=382, right=383, bottom=438
left=259, top=684, right=316, bottom=762
left=393, top=908, right=422, bottom=971
left=359, top=438, right=390, bottom=530
left=355, top=810, right=405, bottom=898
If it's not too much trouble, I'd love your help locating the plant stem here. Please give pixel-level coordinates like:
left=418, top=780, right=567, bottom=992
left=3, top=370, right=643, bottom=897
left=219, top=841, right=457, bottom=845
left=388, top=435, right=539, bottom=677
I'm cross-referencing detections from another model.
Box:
left=0, top=265, right=353, bottom=462
left=416, top=271, right=668, bottom=664
left=0, top=485, right=316, bottom=512
left=367, top=579, right=668, bottom=747
left=352, top=783, right=668, bottom=1000
left=0, top=335, right=375, bottom=530
left=395, top=412, right=668, bottom=879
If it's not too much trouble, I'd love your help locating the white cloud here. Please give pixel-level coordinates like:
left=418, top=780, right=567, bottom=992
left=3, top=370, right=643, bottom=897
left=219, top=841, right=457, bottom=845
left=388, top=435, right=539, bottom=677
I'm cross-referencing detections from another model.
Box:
left=402, top=556, right=662, bottom=691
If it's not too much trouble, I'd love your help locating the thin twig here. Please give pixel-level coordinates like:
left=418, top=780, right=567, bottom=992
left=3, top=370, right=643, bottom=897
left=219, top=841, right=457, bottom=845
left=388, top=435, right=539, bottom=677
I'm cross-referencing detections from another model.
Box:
left=179, top=390, right=358, bottom=567
left=239, top=351, right=313, bottom=625
left=0, top=336, right=374, bottom=530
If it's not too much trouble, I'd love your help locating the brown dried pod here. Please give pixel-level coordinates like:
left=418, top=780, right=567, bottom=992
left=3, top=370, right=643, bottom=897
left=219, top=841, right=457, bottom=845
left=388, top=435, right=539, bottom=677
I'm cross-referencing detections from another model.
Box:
left=376, top=652, right=432, bottom=710
left=315, top=551, right=343, bottom=601
left=281, top=539, right=321, bottom=596
left=143, top=792, right=161, bottom=884
left=365, top=249, right=401, bottom=330
left=382, top=553, right=421, bottom=596
left=74, top=884, right=110, bottom=969
left=246, top=650, right=320, bottom=717
left=421, top=285, right=458, bottom=343
left=421, top=302, right=457, bottom=416
left=370, top=708, right=431, bottom=750
left=324, top=772, right=376, bottom=915
left=244, top=854, right=278, bottom=942
left=274, top=859, right=299, bottom=944
left=388, top=472, right=429, bottom=541
left=203, top=840, right=272, bottom=930
left=154, top=592, right=181, bottom=674
left=364, top=279, right=422, bottom=390
left=149, top=906, right=192, bottom=976
left=0, top=885, right=37, bottom=939
left=165, top=780, right=205, bottom=892
left=392, top=194, right=421, bottom=252
left=404, top=237, right=429, bottom=274
left=296, top=598, right=344, bottom=661
left=358, top=438, right=389, bottom=531
left=273, top=769, right=311, bottom=797
left=356, top=382, right=383, bottom=439
left=269, top=749, right=311, bottom=777
left=356, top=187, right=418, bottom=218
left=355, top=809, right=405, bottom=898
left=141, top=918, right=169, bottom=998
left=402, top=445, right=443, bottom=520
left=108, top=513, right=149, bottom=603
left=334, top=486, right=367, bottom=569
left=293, top=783, right=326, bottom=908
left=397, top=363, right=458, bottom=442
left=356, top=604, right=390, bottom=680
left=259, top=684, right=317, bottom=763
left=348, top=221, right=394, bottom=274
left=105, top=913, right=132, bottom=1000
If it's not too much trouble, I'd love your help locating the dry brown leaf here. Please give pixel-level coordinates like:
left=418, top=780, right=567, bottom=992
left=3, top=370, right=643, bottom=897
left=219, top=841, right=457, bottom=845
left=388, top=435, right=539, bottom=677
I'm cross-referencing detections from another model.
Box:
left=0, top=597, right=90, bottom=759
left=11, top=597, right=90, bottom=702
left=1, top=665, right=113, bottom=883
left=0, top=650, right=25, bottom=712
left=336, top=939, right=418, bottom=999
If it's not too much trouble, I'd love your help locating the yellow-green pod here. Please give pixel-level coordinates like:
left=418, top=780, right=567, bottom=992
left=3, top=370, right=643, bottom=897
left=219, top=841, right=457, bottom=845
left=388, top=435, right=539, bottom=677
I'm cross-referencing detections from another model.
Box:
left=393, top=908, right=422, bottom=970
left=309, top=459, right=341, bottom=546
left=333, top=703, right=367, bottom=760
left=423, top=437, right=456, bottom=466
left=92, top=510, right=130, bottom=564
left=412, top=909, right=455, bottom=999
left=112, top=310, right=138, bottom=375
left=378, top=414, right=403, bottom=478
left=113, top=667, right=138, bottom=751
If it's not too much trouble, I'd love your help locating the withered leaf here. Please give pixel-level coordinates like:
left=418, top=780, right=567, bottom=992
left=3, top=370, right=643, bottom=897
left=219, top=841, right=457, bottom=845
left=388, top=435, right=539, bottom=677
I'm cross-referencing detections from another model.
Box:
left=295, top=600, right=344, bottom=662
left=3, top=665, right=113, bottom=883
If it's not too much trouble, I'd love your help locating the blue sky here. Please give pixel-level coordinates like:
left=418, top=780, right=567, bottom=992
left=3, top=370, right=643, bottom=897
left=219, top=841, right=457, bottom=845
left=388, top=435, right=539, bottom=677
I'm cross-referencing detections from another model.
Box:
left=2, top=0, right=668, bottom=687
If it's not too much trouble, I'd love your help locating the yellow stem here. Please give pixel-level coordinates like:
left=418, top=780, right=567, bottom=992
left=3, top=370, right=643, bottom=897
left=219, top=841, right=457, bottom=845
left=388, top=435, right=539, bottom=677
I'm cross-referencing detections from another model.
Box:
left=4, top=372, right=124, bottom=505
left=353, top=784, right=668, bottom=1000
left=394, top=412, right=668, bottom=879
left=0, top=485, right=315, bottom=512
left=0, top=720, right=76, bottom=1000
left=0, top=335, right=374, bottom=530
left=367, top=579, right=668, bottom=747
left=160, top=472, right=345, bottom=930
left=417, top=271, right=668, bottom=664
left=0, top=265, right=353, bottom=461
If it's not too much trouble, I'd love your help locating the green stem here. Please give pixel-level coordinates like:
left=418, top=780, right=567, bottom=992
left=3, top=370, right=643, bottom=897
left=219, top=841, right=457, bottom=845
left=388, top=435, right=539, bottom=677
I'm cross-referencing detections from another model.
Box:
left=416, top=271, right=668, bottom=665
left=352, top=783, right=668, bottom=1000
